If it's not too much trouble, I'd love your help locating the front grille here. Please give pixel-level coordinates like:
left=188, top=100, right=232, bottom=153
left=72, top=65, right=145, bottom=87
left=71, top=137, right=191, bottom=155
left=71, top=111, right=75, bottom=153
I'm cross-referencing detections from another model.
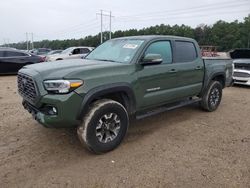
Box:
left=233, top=72, right=250, bottom=78
left=17, top=74, right=37, bottom=102
left=234, top=63, right=250, bottom=70
left=234, top=80, right=247, bottom=83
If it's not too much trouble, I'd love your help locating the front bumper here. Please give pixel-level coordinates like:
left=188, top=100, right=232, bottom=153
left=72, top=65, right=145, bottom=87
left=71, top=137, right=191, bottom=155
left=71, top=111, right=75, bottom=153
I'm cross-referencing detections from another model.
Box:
left=233, top=69, right=250, bottom=86
left=22, top=92, right=84, bottom=128
left=233, top=78, right=250, bottom=86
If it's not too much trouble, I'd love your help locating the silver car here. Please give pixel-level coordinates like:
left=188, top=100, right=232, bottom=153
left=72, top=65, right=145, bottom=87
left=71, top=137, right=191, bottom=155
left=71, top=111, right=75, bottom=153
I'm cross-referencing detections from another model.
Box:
left=46, top=46, right=94, bottom=62
left=233, top=59, right=250, bottom=86
left=231, top=49, right=250, bottom=86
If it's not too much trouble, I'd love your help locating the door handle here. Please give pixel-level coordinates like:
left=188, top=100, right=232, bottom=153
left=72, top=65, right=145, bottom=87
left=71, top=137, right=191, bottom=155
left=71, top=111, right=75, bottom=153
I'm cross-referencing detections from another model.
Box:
left=195, top=66, right=202, bottom=70
left=169, top=69, right=177, bottom=73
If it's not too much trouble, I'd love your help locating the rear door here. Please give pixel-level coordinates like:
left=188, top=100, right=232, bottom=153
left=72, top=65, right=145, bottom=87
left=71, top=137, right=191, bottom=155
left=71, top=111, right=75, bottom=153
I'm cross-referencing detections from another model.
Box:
left=172, top=41, right=204, bottom=97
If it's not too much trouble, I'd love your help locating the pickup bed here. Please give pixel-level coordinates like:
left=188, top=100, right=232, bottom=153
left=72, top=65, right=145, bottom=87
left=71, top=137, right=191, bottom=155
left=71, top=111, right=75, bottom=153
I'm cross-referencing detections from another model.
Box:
left=18, top=35, right=233, bottom=153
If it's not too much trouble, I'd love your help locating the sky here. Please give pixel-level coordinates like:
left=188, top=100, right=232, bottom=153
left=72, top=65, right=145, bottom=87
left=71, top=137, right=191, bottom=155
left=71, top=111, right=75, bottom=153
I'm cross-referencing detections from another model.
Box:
left=0, top=0, right=249, bottom=45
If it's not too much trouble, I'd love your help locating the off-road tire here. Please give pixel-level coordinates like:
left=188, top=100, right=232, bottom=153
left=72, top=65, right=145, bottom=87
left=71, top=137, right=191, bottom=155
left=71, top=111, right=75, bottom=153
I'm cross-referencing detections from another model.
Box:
left=200, top=81, right=223, bottom=112
left=77, top=99, right=129, bottom=154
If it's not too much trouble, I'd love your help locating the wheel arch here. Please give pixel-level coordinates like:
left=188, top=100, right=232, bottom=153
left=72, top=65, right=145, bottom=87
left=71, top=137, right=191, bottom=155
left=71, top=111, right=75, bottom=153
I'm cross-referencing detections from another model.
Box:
left=210, top=73, right=226, bottom=88
left=200, top=72, right=226, bottom=97
left=77, top=83, right=136, bottom=120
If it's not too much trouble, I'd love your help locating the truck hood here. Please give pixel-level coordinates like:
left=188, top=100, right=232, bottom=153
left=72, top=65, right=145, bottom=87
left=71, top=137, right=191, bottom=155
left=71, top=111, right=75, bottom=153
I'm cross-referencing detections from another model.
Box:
left=23, top=59, right=126, bottom=79
left=230, top=49, right=250, bottom=59
left=233, top=59, right=250, bottom=64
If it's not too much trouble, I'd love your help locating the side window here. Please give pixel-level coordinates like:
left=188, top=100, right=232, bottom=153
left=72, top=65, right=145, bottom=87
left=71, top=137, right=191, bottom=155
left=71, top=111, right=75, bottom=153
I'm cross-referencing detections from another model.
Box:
left=72, top=48, right=81, bottom=55
left=5, top=51, right=28, bottom=57
left=80, top=48, right=90, bottom=54
left=175, top=41, right=197, bottom=62
left=144, top=41, right=172, bottom=64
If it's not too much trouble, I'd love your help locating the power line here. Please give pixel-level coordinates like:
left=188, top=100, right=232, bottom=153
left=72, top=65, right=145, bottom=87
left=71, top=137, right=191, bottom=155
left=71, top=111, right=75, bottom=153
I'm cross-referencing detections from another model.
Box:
left=116, top=0, right=249, bottom=19
left=43, top=18, right=98, bottom=35
left=32, top=21, right=100, bottom=41
left=115, top=8, right=250, bottom=23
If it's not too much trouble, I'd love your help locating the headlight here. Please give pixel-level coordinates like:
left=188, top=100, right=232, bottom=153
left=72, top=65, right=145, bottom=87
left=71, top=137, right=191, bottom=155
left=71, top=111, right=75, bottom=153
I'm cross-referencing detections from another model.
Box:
left=43, top=80, right=83, bottom=94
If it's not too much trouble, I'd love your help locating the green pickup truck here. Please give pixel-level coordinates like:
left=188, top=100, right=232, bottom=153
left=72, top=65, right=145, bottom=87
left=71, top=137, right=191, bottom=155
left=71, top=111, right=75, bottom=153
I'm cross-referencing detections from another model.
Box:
left=18, top=35, right=233, bottom=153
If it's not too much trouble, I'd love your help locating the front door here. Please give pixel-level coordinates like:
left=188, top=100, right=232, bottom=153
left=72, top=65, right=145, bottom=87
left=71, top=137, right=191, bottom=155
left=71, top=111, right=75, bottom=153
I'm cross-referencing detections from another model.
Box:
left=136, top=40, right=180, bottom=110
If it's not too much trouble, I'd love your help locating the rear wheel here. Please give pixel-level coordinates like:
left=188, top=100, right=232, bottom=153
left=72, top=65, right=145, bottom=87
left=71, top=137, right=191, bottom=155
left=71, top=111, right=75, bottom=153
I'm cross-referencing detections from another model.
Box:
left=77, top=99, right=129, bottom=154
left=200, top=81, right=223, bottom=112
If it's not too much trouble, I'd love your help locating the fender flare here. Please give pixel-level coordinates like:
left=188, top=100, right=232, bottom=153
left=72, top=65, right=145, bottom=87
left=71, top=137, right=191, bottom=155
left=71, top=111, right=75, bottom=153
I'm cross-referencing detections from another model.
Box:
left=201, top=72, right=226, bottom=96
left=77, top=83, right=136, bottom=120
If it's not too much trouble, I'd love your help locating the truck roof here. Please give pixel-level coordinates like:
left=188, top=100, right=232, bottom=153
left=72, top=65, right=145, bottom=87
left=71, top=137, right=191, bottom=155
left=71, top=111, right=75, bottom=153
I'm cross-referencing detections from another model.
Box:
left=113, top=35, right=195, bottom=42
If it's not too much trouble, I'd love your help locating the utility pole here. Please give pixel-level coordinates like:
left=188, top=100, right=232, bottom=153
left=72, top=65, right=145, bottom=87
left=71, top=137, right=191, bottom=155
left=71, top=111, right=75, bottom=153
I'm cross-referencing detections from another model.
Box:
left=101, top=10, right=103, bottom=43
left=26, top=32, right=29, bottom=51
left=25, top=32, right=34, bottom=50
left=96, top=10, right=103, bottom=43
left=7, top=39, right=10, bottom=47
left=3, top=39, right=6, bottom=47
left=31, top=32, right=34, bottom=49
left=109, top=11, right=112, bottom=40
left=3, top=38, right=10, bottom=47
left=97, top=10, right=114, bottom=44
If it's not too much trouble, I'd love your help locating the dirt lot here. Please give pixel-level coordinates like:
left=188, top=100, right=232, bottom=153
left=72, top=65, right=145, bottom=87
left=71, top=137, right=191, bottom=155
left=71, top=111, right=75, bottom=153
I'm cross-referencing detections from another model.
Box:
left=0, top=76, right=249, bottom=188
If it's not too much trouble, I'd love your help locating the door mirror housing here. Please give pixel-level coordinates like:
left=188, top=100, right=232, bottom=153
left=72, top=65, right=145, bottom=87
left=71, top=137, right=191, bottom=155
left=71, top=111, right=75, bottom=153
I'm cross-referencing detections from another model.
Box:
left=141, top=54, right=163, bottom=65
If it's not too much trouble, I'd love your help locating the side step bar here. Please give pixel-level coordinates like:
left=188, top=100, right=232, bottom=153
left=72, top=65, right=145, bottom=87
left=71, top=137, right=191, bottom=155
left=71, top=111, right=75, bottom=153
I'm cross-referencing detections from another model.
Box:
left=136, top=98, right=201, bottom=120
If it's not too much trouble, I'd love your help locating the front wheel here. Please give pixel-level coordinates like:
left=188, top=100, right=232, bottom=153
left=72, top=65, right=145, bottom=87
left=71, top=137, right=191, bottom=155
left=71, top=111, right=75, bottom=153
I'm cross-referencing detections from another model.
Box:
left=200, top=81, right=223, bottom=112
left=77, top=99, right=129, bottom=154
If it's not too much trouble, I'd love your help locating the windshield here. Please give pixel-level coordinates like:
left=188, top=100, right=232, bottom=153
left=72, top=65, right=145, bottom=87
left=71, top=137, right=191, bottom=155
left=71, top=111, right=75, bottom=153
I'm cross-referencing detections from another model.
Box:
left=47, top=50, right=61, bottom=55
left=61, top=47, right=74, bottom=54
left=86, top=39, right=144, bottom=63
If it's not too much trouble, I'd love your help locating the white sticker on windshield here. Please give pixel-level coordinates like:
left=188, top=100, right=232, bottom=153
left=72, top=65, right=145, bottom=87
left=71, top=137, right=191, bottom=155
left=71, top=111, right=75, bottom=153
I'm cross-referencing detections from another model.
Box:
left=123, top=44, right=138, bottom=49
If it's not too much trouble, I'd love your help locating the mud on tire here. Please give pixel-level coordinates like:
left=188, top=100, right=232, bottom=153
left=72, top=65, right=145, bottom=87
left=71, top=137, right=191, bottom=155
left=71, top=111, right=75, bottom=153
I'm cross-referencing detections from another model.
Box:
left=77, top=99, right=129, bottom=154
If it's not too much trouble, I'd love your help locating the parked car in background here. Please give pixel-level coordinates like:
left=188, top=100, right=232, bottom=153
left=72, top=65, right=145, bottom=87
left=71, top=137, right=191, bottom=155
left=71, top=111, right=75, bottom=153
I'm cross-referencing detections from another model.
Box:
left=30, top=48, right=51, bottom=55
left=0, top=47, right=17, bottom=50
left=45, top=46, right=94, bottom=62
left=46, top=50, right=63, bottom=55
left=44, top=50, right=63, bottom=61
left=0, top=49, right=44, bottom=74
left=230, top=49, right=250, bottom=86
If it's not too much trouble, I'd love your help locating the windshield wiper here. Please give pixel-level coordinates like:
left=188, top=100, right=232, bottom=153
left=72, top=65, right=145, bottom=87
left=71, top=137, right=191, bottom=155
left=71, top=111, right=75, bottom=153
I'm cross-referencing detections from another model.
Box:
left=94, top=59, right=119, bottom=63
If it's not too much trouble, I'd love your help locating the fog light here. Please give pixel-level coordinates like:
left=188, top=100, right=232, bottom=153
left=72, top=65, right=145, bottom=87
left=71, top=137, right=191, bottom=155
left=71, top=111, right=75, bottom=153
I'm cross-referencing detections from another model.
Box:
left=52, top=107, right=57, bottom=114
left=46, top=106, right=57, bottom=115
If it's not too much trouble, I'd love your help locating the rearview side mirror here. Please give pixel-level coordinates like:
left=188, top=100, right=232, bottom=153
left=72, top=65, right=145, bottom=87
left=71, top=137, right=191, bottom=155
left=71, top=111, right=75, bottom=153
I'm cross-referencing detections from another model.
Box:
left=141, top=54, right=163, bottom=65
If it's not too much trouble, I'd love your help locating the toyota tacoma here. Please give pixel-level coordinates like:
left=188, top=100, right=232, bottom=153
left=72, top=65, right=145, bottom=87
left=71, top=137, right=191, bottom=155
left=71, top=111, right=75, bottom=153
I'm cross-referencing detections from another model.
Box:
left=17, top=35, right=233, bottom=153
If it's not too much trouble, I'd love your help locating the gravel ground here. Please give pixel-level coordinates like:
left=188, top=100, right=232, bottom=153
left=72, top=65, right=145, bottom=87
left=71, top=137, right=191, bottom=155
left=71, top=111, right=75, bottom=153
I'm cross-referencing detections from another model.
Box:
left=0, top=76, right=249, bottom=188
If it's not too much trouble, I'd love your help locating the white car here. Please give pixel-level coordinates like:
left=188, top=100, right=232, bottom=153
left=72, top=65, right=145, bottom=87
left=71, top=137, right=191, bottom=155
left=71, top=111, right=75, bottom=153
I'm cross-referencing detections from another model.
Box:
left=231, top=49, right=250, bottom=86
left=233, top=59, right=250, bottom=86
left=46, top=46, right=94, bottom=62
